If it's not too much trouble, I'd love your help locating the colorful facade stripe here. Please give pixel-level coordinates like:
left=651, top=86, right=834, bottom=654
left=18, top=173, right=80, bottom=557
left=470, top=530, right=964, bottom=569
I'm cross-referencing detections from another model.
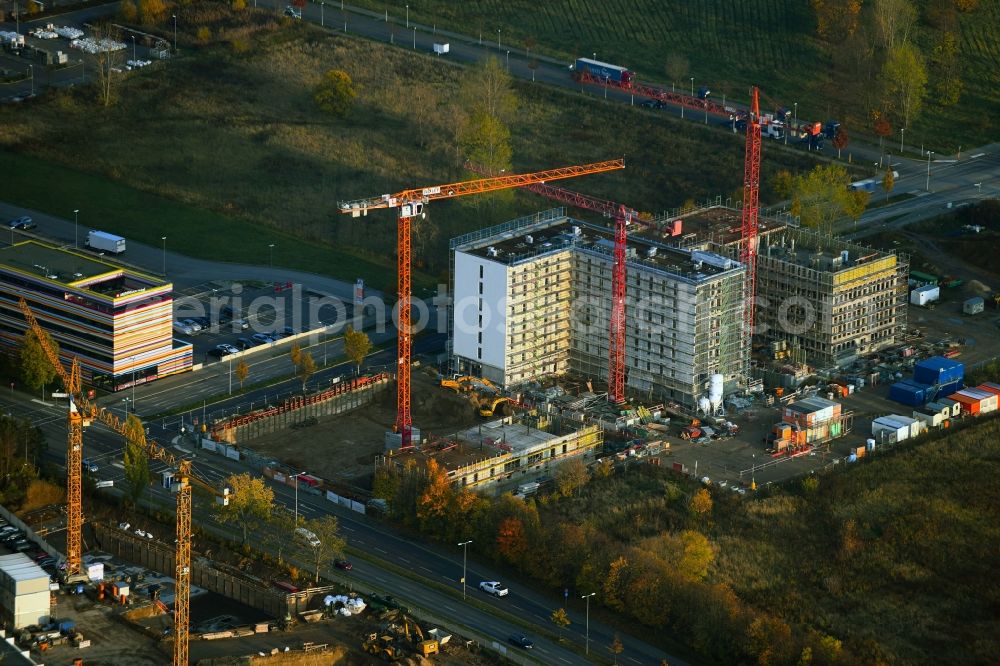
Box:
left=0, top=241, right=192, bottom=390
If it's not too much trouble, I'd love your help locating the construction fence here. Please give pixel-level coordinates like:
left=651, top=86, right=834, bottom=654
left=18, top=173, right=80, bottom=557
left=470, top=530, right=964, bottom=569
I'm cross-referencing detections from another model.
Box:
left=210, top=373, right=390, bottom=444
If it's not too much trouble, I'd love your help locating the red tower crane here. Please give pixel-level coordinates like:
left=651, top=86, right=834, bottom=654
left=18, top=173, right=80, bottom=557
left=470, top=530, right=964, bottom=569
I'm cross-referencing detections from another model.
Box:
left=740, top=87, right=762, bottom=379
left=339, top=159, right=625, bottom=448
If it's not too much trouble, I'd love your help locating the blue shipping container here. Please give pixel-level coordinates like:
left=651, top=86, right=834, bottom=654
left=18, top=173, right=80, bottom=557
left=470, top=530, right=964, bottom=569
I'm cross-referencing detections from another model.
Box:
left=890, top=381, right=926, bottom=406
left=913, top=356, right=965, bottom=386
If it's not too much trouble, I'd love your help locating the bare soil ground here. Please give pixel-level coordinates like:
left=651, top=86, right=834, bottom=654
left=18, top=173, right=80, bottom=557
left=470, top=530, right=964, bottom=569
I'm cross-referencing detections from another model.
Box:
left=244, top=370, right=480, bottom=488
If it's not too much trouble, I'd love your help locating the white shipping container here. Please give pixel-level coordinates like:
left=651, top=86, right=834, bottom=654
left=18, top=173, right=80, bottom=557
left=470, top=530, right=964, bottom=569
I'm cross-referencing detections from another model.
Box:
left=910, top=285, right=940, bottom=306
left=872, top=417, right=909, bottom=443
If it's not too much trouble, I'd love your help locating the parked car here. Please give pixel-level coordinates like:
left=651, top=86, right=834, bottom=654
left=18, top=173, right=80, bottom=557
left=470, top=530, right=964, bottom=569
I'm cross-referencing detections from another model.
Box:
left=508, top=634, right=534, bottom=649
left=235, top=338, right=253, bottom=351
left=232, top=318, right=250, bottom=330
left=281, top=326, right=296, bottom=337
left=283, top=5, right=301, bottom=18
left=479, top=581, right=509, bottom=597
left=207, top=345, right=236, bottom=359
left=8, top=216, right=35, bottom=230
left=172, top=321, right=193, bottom=335
left=181, top=318, right=203, bottom=333
left=82, top=458, right=98, bottom=473
left=251, top=333, right=272, bottom=345
left=334, top=559, right=353, bottom=571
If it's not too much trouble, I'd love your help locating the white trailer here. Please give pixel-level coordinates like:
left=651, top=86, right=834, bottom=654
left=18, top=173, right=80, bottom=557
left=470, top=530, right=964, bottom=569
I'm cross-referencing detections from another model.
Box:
left=910, top=284, right=939, bottom=306
left=86, top=230, right=126, bottom=254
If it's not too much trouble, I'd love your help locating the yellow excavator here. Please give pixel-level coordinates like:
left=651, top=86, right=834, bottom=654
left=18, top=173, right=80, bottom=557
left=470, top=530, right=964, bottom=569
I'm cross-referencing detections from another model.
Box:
left=440, top=374, right=499, bottom=394
left=478, top=396, right=516, bottom=417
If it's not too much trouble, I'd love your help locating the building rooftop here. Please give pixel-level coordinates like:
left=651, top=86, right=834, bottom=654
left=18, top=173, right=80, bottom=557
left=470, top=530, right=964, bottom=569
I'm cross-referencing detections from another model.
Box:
left=461, top=212, right=742, bottom=283
left=638, top=205, right=790, bottom=246
left=0, top=552, right=48, bottom=582
left=0, top=241, right=165, bottom=297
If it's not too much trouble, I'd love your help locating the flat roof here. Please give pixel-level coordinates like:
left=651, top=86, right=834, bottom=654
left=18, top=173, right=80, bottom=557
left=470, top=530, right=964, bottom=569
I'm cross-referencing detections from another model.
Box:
left=0, top=552, right=48, bottom=582
left=464, top=217, right=742, bottom=283
left=0, top=241, right=166, bottom=296
left=454, top=419, right=558, bottom=453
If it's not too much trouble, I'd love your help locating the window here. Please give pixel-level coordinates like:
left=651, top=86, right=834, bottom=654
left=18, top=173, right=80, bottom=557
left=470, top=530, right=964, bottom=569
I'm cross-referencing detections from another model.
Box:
left=478, top=332, right=483, bottom=344
left=479, top=265, right=484, bottom=279
left=479, top=282, right=484, bottom=294
left=477, top=347, right=482, bottom=359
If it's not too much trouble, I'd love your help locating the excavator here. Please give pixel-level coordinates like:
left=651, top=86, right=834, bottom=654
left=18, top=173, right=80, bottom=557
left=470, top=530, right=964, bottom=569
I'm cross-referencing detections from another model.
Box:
left=439, top=374, right=499, bottom=394
left=477, top=396, right=516, bottom=418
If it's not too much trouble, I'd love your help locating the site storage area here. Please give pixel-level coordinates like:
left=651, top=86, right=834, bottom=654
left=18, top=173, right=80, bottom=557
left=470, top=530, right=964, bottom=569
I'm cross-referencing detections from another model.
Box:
left=0, top=553, right=51, bottom=629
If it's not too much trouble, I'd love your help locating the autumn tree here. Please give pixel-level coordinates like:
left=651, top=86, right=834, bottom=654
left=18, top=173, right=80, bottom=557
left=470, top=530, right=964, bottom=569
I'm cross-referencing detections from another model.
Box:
left=872, top=0, right=916, bottom=51
left=19, top=329, right=57, bottom=391
left=496, top=516, right=527, bottom=563
left=123, top=414, right=151, bottom=506
left=882, top=42, right=927, bottom=128
left=215, top=472, right=274, bottom=544
left=791, top=164, right=869, bottom=235
left=689, top=488, right=713, bottom=518
left=550, top=607, right=571, bottom=642
left=235, top=358, right=249, bottom=389
left=302, top=514, right=346, bottom=583
left=137, top=0, right=166, bottom=25
left=296, top=351, right=316, bottom=392
left=290, top=342, right=301, bottom=368
left=873, top=114, right=892, bottom=153
left=555, top=457, right=589, bottom=497
left=883, top=167, right=895, bottom=202
left=120, top=0, right=138, bottom=22
left=91, top=23, right=124, bottom=107
left=416, top=458, right=453, bottom=531
left=610, top=634, right=624, bottom=665
left=831, top=126, right=848, bottom=159
left=810, top=0, right=862, bottom=40
left=931, top=32, right=963, bottom=107
left=313, top=69, right=356, bottom=118
left=343, top=325, right=372, bottom=374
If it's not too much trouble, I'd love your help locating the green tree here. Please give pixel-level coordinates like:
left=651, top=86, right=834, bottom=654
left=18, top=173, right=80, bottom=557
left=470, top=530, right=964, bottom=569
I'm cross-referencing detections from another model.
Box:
left=19, top=329, right=57, bottom=392
left=313, top=69, right=356, bottom=118
left=882, top=42, right=927, bottom=128
left=296, top=351, right=316, bottom=392
left=772, top=170, right=795, bottom=199
left=343, top=326, right=372, bottom=374
left=235, top=358, right=249, bottom=389
left=302, top=514, right=346, bottom=583
left=791, top=164, right=869, bottom=235
left=215, top=472, right=274, bottom=544
left=555, top=457, right=589, bottom=497
left=458, top=56, right=516, bottom=209
left=122, top=414, right=151, bottom=506
left=664, top=53, right=689, bottom=83
left=550, top=607, right=571, bottom=642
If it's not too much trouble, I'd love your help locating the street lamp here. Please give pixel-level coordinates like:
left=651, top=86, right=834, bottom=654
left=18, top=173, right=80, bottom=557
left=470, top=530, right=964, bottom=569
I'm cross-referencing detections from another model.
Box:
left=320, top=1, right=324, bottom=26
left=172, top=14, right=177, bottom=53
left=581, top=592, right=596, bottom=655
left=132, top=35, right=136, bottom=63
left=269, top=243, right=275, bottom=269
left=458, top=540, right=472, bottom=599
left=690, top=76, right=694, bottom=98
left=405, top=3, right=409, bottom=28
left=161, top=236, right=167, bottom=274
left=497, top=28, right=500, bottom=53
left=505, top=49, right=509, bottom=71
left=28, top=64, right=33, bottom=96
left=73, top=209, right=79, bottom=248
left=900, top=127, right=905, bottom=153
left=926, top=151, right=934, bottom=191
left=793, top=102, right=798, bottom=138
left=122, top=397, right=131, bottom=418
left=975, top=182, right=983, bottom=196
left=292, top=471, right=306, bottom=525
left=412, top=26, right=416, bottom=49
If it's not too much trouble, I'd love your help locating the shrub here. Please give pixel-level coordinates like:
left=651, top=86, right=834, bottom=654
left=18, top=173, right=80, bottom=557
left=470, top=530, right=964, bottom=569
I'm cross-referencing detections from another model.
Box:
left=120, top=0, right=138, bottom=22
left=196, top=26, right=211, bottom=43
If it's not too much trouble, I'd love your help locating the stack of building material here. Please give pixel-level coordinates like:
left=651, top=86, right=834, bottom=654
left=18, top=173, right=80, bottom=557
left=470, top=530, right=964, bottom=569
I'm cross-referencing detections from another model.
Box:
left=779, top=396, right=845, bottom=443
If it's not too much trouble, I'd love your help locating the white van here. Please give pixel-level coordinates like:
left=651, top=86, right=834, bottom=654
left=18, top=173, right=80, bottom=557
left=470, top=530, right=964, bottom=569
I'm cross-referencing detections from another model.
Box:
left=295, top=527, right=321, bottom=548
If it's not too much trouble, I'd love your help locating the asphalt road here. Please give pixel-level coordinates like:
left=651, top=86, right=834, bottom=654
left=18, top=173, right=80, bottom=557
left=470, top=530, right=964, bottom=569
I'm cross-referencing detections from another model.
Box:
left=2, top=387, right=688, bottom=665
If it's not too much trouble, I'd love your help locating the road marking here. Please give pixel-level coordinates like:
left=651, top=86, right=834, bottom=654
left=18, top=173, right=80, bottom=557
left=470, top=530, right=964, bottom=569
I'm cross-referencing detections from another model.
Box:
left=443, top=605, right=456, bottom=612
left=559, top=658, right=571, bottom=663
left=341, top=525, right=354, bottom=532
left=510, top=604, right=523, bottom=610
left=373, top=576, right=387, bottom=583
left=399, top=557, right=410, bottom=564
left=374, top=547, right=387, bottom=554
left=971, top=153, right=985, bottom=159
left=420, top=566, right=432, bottom=573
left=534, top=614, right=544, bottom=621
left=629, top=658, right=641, bottom=664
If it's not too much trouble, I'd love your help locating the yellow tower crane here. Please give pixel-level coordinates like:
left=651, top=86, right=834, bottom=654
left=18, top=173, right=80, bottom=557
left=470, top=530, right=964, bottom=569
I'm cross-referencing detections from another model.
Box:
left=18, top=297, right=229, bottom=665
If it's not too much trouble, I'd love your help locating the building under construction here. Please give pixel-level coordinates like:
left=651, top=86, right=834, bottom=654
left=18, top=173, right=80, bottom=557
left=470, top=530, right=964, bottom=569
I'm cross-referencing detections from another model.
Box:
left=654, top=205, right=909, bottom=369
left=449, top=208, right=748, bottom=409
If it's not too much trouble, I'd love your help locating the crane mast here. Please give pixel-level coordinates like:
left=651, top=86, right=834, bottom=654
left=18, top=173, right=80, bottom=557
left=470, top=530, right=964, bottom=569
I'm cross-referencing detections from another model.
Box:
left=340, top=159, right=625, bottom=447
left=741, top=87, right=762, bottom=383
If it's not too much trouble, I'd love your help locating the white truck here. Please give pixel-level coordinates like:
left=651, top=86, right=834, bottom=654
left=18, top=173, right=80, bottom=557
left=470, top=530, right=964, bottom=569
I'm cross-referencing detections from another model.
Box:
left=86, top=230, right=126, bottom=254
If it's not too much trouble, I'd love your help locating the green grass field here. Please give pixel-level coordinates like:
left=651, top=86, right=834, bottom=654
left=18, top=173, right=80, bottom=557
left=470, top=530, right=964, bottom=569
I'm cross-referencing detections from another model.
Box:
left=0, top=15, right=817, bottom=281
left=353, top=0, right=1000, bottom=153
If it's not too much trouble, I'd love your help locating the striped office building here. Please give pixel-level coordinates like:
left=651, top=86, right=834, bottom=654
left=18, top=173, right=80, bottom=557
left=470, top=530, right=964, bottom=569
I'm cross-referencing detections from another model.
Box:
left=0, top=240, right=192, bottom=390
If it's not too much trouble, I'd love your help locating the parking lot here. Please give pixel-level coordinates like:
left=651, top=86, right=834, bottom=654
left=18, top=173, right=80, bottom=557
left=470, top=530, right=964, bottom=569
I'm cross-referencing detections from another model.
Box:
left=171, top=280, right=371, bottom=365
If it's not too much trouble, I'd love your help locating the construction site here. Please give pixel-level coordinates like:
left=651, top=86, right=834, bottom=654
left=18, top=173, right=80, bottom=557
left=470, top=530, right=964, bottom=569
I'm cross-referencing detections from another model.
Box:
left=5, top=72, right=1000, bottom=666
